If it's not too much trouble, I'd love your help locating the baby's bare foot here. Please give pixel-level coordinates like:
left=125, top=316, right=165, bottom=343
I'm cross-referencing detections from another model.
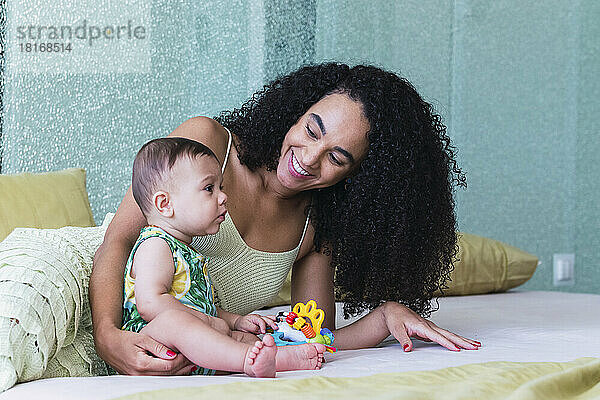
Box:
left=244, top=335, right=277, bottom=378
left=276, top=343, right=326, bottom=371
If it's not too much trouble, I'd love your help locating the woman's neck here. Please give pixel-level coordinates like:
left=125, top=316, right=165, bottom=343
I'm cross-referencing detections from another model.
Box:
left=226, top=140, right=298, bottom=201
left=256, top=166, right=305, bottom=202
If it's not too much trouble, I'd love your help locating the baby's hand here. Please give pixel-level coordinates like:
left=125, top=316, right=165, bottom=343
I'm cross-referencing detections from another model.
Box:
left=234, top=314, right=278, bottom=334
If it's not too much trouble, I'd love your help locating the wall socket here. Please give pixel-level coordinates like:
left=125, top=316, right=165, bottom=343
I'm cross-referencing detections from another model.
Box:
left=553, top=253, right=575, bottom=286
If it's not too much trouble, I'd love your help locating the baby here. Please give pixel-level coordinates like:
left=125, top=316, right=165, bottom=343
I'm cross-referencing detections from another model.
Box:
left=122, top=137, right=325, bottom=377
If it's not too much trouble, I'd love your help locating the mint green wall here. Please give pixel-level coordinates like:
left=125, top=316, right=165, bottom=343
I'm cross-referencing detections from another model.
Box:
left=2, top=1, right=598, bottom=293
left=316, top=0, right=453, bottom=119
left=314, top=0, right=599, bottom=294
left=575, top=0, right=600, bottom=293
left=446, top=0, right=597, bottom=293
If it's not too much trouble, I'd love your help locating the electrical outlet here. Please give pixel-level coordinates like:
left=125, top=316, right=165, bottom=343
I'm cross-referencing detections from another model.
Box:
left=553, top=253, right=575, bottom=286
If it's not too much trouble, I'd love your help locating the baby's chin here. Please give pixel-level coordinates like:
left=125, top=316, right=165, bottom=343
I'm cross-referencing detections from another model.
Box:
left=197, top=224, right=221, bottom=236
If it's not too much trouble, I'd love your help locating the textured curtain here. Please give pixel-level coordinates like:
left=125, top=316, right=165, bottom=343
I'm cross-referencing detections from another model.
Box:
left=1, top=0, right=450, bottom=223
left=0, top=0, right=6, bottom=172
left=2, top=0, right=324, bottom=222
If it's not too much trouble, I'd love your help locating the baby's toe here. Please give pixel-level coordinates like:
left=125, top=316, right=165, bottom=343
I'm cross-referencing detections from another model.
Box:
left=262, top=335, right=275, bottom=347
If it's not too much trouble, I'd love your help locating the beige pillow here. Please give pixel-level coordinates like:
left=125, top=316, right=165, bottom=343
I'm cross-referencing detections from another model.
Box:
left=0, top=168, right=95, bottom=241
left=266, top=232, right=538, bottom=307
left=435, top=232, right=538, bottom=296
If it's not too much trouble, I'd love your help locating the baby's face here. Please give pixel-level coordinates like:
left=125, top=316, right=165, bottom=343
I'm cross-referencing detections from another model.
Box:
left=168, top=154, right=227, bottom=236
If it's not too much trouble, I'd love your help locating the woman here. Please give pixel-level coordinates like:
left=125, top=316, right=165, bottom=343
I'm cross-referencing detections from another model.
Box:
left=90, top=63, right=478, bottom=375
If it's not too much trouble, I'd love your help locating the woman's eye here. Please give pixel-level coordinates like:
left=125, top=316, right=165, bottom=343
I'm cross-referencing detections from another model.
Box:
left=204, top=185, right=214, bottom=193
left=306, top=124, right=317, bottom=138
left=329, top=153, right=341, bottom=165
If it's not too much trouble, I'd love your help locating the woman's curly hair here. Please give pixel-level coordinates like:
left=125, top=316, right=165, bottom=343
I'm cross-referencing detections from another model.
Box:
left=214, top=62, right=466, bottom=318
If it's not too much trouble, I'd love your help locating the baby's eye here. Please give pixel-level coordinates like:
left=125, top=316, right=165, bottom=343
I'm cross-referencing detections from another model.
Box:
left=204, top=184, right=214, bottom=193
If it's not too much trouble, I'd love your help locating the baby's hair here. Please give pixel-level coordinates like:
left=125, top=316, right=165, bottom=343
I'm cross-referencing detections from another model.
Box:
left=132, top=137, right=217, bottom=216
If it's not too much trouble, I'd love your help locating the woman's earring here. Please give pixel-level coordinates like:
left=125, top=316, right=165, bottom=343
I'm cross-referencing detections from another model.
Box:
left=344, top=177, right=352, bottom=190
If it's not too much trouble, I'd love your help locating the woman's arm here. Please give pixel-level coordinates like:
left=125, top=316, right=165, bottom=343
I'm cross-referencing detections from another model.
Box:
left=292, top=249, right=480, bottom=351
left=291, top=247, right=336, bottom=330
left=90, top=188, right=140, bottom=337
left=90, top=116, right=229, bottom=375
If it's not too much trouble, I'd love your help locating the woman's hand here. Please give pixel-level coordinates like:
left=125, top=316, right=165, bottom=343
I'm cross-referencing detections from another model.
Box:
left=96, top=327, right=195, bottom=375
left=381, top=302, right=481, bottom=352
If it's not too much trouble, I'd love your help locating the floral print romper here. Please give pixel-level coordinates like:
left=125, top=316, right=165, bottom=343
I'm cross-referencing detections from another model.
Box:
left=121, top=225, right=217, bottom=375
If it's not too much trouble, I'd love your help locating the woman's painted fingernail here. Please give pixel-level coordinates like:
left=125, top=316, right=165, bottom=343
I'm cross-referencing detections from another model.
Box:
left=191, top=366, right=198, bottom=372
left=166, top=350, right=176, bottom=357
left=403, top=344, right=410, bottom=351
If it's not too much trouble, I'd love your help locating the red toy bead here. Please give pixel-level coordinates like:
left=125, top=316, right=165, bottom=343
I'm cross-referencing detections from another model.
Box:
left=286, top=312, right=298, bottom=325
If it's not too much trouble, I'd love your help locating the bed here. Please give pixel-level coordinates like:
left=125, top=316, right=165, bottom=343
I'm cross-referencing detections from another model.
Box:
left=2, top=290, right=599, bottom=399
left=0, top=170, right=598, bottom=399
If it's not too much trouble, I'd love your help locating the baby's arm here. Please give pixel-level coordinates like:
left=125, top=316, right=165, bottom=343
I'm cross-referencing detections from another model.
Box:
left=215, top=308, right=240, bottom=329
left=133, top=238, right=212, bottom=323
left=217, top=308, right=278, bottom=334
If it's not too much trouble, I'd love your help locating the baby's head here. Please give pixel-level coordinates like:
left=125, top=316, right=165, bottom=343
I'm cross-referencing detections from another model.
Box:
left=132, top=137, right=227, bottom=240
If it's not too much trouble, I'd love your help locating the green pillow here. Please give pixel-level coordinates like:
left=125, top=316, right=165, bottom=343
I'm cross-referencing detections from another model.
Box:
left=266, top=232, right=538, bottom=307
left=0, top=168, right=95, bottom=241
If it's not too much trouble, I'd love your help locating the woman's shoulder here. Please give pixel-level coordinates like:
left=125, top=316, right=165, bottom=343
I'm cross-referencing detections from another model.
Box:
left=167, top=116, right=231, bottom=166
left=296, top=220, right=316, bottom=261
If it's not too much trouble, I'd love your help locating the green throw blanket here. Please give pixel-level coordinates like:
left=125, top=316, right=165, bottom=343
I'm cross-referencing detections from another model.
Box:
left=0, top=215, right=114, bottom=392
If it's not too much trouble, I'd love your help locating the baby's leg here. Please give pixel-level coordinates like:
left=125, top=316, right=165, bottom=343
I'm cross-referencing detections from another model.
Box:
left=276, top=343, right=326, bottom=371
left=204, top=314, right=234, bottom=336
left=140, top=310, right=276, bottom=377
left=230, top=330, right=326, bottom=372
left=231, top=330, right=260, bottom=344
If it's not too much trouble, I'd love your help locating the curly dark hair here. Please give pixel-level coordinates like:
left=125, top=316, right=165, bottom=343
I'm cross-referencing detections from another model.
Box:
left=214, top=63, right=466, bottom=318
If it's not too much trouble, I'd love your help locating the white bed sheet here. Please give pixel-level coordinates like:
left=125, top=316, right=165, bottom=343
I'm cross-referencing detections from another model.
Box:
left=2, top=290, right=599, bottom=400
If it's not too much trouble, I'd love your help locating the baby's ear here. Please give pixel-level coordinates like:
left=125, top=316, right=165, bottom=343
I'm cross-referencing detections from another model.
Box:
left=153, top=191, right=173, bottom=217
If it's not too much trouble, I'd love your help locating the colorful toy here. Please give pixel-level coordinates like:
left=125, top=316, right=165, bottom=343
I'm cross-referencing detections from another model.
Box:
left=267, top=300, right=337, bottom=353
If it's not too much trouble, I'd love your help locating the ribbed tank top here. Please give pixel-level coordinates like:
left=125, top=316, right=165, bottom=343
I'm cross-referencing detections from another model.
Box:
left=190, top=127, right=310, bottom=315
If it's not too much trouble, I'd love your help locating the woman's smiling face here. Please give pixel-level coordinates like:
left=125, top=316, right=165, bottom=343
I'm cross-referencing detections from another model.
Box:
left=276, top=92, right=370, bottom=192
